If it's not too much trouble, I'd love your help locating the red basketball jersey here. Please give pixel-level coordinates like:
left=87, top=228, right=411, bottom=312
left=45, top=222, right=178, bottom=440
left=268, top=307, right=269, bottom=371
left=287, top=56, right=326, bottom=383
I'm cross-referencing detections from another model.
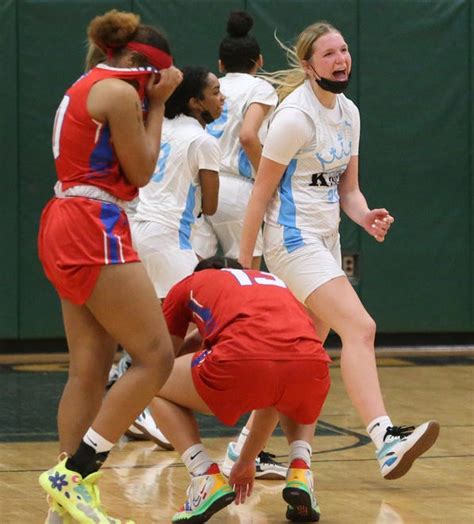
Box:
left=163, top=268, right=330, bottom=362
left=52, top=64, right=154, bottom=201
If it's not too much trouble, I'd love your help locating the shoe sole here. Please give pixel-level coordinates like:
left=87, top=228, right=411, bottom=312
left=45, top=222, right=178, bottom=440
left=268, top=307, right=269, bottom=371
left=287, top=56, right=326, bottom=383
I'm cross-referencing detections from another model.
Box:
left=255, top=470, right=287, bottom=480
left=174, top=492, right=236, bottom=523
left=222, top=467, right=286, bottom=481
left=384, top=421, right=440, bottom=480
left=283, top=487, right=320, bottom=522
left=133, top=421, right=175, bottom=451
left=124, top=429, right=150, bottom=442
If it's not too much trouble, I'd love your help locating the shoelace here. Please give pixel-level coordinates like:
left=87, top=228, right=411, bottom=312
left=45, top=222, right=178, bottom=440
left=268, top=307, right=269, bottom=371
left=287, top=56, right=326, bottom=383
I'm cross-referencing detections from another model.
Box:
left=257, top=451, right=282, bottom=465
left=383, top=425, right=415, bottom=441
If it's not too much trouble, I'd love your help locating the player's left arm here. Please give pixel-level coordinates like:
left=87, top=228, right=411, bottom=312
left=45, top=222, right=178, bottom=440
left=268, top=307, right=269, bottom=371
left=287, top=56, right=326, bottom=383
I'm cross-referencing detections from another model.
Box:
left=199, top=169, right=219, bottom=216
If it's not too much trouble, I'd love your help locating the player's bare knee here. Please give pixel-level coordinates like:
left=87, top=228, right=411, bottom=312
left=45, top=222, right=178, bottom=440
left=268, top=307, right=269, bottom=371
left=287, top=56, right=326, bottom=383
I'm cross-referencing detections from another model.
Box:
left=354, top=316, right=377, bottom=346
left=340, top=316, right=376, bottom=348
left=133, top=336, right=174, bottom=377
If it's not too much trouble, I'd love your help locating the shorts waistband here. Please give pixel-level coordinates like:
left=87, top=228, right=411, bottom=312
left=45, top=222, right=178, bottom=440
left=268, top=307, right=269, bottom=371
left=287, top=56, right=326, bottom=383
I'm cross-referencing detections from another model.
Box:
left=54, top=182, right=128, bottom=210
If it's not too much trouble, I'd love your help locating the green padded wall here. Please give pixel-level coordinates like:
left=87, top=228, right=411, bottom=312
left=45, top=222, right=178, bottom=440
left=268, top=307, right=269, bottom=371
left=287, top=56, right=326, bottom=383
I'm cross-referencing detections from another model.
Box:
left=471, top=0, right=474, bottom=330
left=359, top=0, right=472, bottom=331
left=3, top=0, right=473, bottom=340
left=0, top=0, right=18, bottom=337
left=137, top=0, right=245, bottom=72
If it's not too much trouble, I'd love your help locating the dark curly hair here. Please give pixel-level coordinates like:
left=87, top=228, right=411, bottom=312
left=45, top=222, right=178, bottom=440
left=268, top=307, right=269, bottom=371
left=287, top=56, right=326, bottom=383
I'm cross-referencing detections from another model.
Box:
left=86, top=9, right=170, bottom=70
left=165, top=66, right=211, bottom=119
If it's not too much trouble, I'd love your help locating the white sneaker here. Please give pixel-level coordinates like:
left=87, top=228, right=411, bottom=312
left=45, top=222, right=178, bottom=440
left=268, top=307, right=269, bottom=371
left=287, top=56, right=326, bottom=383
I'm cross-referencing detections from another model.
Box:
left=132, top=408, right=174, bottom=451
left=106, top=351, right=132, bottom=389
left=376, top=421, right=440, bottom=479
left=222, top=441, right=287, bottom=480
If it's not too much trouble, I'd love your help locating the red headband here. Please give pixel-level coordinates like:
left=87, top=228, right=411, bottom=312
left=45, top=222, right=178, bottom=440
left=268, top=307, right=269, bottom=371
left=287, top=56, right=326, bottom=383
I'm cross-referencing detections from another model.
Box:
left=126, top=41, right=173, bottom=70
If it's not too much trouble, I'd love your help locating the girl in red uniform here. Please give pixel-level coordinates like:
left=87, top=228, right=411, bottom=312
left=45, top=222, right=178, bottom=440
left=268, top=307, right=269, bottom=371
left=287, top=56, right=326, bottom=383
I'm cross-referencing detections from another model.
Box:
left=158, top=257, right=331, bottom=523
left=38, top=9, right=182, bottom=523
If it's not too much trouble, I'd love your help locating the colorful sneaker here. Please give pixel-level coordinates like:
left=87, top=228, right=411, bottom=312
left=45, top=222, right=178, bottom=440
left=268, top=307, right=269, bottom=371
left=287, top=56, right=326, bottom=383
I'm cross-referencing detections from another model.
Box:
left=39, top=459, right=134, bottom=523
left=376, top=421, right=440, bottom=480
left=45, top=496, right=74, bottom=524
left=282, top=459, right=320, bottom=522
left=132, top=408, right=175, bottom=451
left=172, top=463, right=235, bottom=523
left=221, top=442, right=287, bottom=480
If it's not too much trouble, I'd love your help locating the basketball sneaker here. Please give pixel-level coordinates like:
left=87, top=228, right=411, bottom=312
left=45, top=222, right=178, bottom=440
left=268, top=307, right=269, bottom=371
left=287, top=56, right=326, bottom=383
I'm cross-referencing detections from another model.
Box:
left=376, top=420, right=440, bottom=480
left=282, top=459, right=320, bottom=522
left=39, top=458, right=134, bottom=523
left=45, top=496, right=73, bottom=524
left=172, top=463, right=235, bottom=523
left=131, top=408, right=174, bottom=450
left=222, top=441, right=287, bottom=479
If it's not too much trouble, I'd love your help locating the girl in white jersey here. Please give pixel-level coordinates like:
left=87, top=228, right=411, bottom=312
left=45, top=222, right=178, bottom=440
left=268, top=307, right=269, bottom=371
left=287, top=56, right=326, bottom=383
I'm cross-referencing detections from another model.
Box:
left=132, top=66, right=224, bottom=298
left=192, top=11, right=278, bottom=270
left=240, top=21, right=439, bottom=486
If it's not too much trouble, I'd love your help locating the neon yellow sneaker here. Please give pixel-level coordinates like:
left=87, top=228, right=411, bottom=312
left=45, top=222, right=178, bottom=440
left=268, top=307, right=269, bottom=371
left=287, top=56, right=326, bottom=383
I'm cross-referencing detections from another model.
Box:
left=282, top=459, right=320, bottom=522
left=39, top=458, right=134, bottom=524
left=83, top=471, right=134, bottom=524
left=45, top=496, right=74, bottom=524
left=172, top=463, right=235, bottom=523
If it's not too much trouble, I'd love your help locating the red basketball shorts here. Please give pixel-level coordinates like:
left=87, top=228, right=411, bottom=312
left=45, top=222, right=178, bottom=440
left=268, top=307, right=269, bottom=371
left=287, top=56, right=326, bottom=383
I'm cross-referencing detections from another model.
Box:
left=191, top=349, right=331, bottom=426
left=38, top=197, right=139, bottom=304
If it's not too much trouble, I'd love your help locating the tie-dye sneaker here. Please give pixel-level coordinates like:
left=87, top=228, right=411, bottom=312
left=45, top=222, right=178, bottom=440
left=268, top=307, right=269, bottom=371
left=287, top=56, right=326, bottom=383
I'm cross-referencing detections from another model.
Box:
left=172, top=463, right=235, bottom=523
left=282, top=459, right=320, bottom=522
left=376, top=420, right=440, bottom=479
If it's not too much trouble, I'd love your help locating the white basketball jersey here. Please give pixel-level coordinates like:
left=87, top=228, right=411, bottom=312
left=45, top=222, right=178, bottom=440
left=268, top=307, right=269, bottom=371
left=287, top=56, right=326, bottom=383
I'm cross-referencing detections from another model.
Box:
left=134, top=115, right=220, bottom=249
left=206, top=73, right=277, bottom=179
left=264, top=81, right=360, bottom=250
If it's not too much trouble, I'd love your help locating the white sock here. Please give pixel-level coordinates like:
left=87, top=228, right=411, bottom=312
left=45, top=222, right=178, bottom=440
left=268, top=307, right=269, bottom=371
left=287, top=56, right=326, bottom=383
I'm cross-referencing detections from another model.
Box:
left=367, top=416, right=393, bottom=450
left=181, top=444, right=213, bottom=477
left=288, top=440, right=312, bottom=467
left=83, top=427, right=114, bottom=454
left=234, top=426, right=250, bottom=454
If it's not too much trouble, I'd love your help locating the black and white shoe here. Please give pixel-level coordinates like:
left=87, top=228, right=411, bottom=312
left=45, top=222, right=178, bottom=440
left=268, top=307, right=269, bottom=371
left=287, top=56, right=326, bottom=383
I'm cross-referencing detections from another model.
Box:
left=222, top=442, right=287, bottom=480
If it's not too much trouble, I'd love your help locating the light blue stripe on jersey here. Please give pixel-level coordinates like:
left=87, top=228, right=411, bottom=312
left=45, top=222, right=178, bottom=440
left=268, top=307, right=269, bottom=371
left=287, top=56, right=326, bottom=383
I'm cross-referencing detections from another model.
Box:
left=238, top=147, right=252, bottom=178
left=277, top=159, right=304, bottom=253
left=100, top=203, right=121, bottom=264
left=178, top=185, right=197, bottom=249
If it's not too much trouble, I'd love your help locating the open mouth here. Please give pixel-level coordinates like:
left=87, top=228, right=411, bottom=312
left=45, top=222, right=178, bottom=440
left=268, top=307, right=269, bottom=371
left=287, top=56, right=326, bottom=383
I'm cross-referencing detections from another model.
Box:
left=332, top=70, right=347, bottom=80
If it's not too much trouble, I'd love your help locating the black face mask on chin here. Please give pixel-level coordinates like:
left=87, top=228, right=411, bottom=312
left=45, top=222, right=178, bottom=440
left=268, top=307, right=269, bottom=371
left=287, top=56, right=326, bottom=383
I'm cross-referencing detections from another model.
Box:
left=310, top=65, right=351, bottom=94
